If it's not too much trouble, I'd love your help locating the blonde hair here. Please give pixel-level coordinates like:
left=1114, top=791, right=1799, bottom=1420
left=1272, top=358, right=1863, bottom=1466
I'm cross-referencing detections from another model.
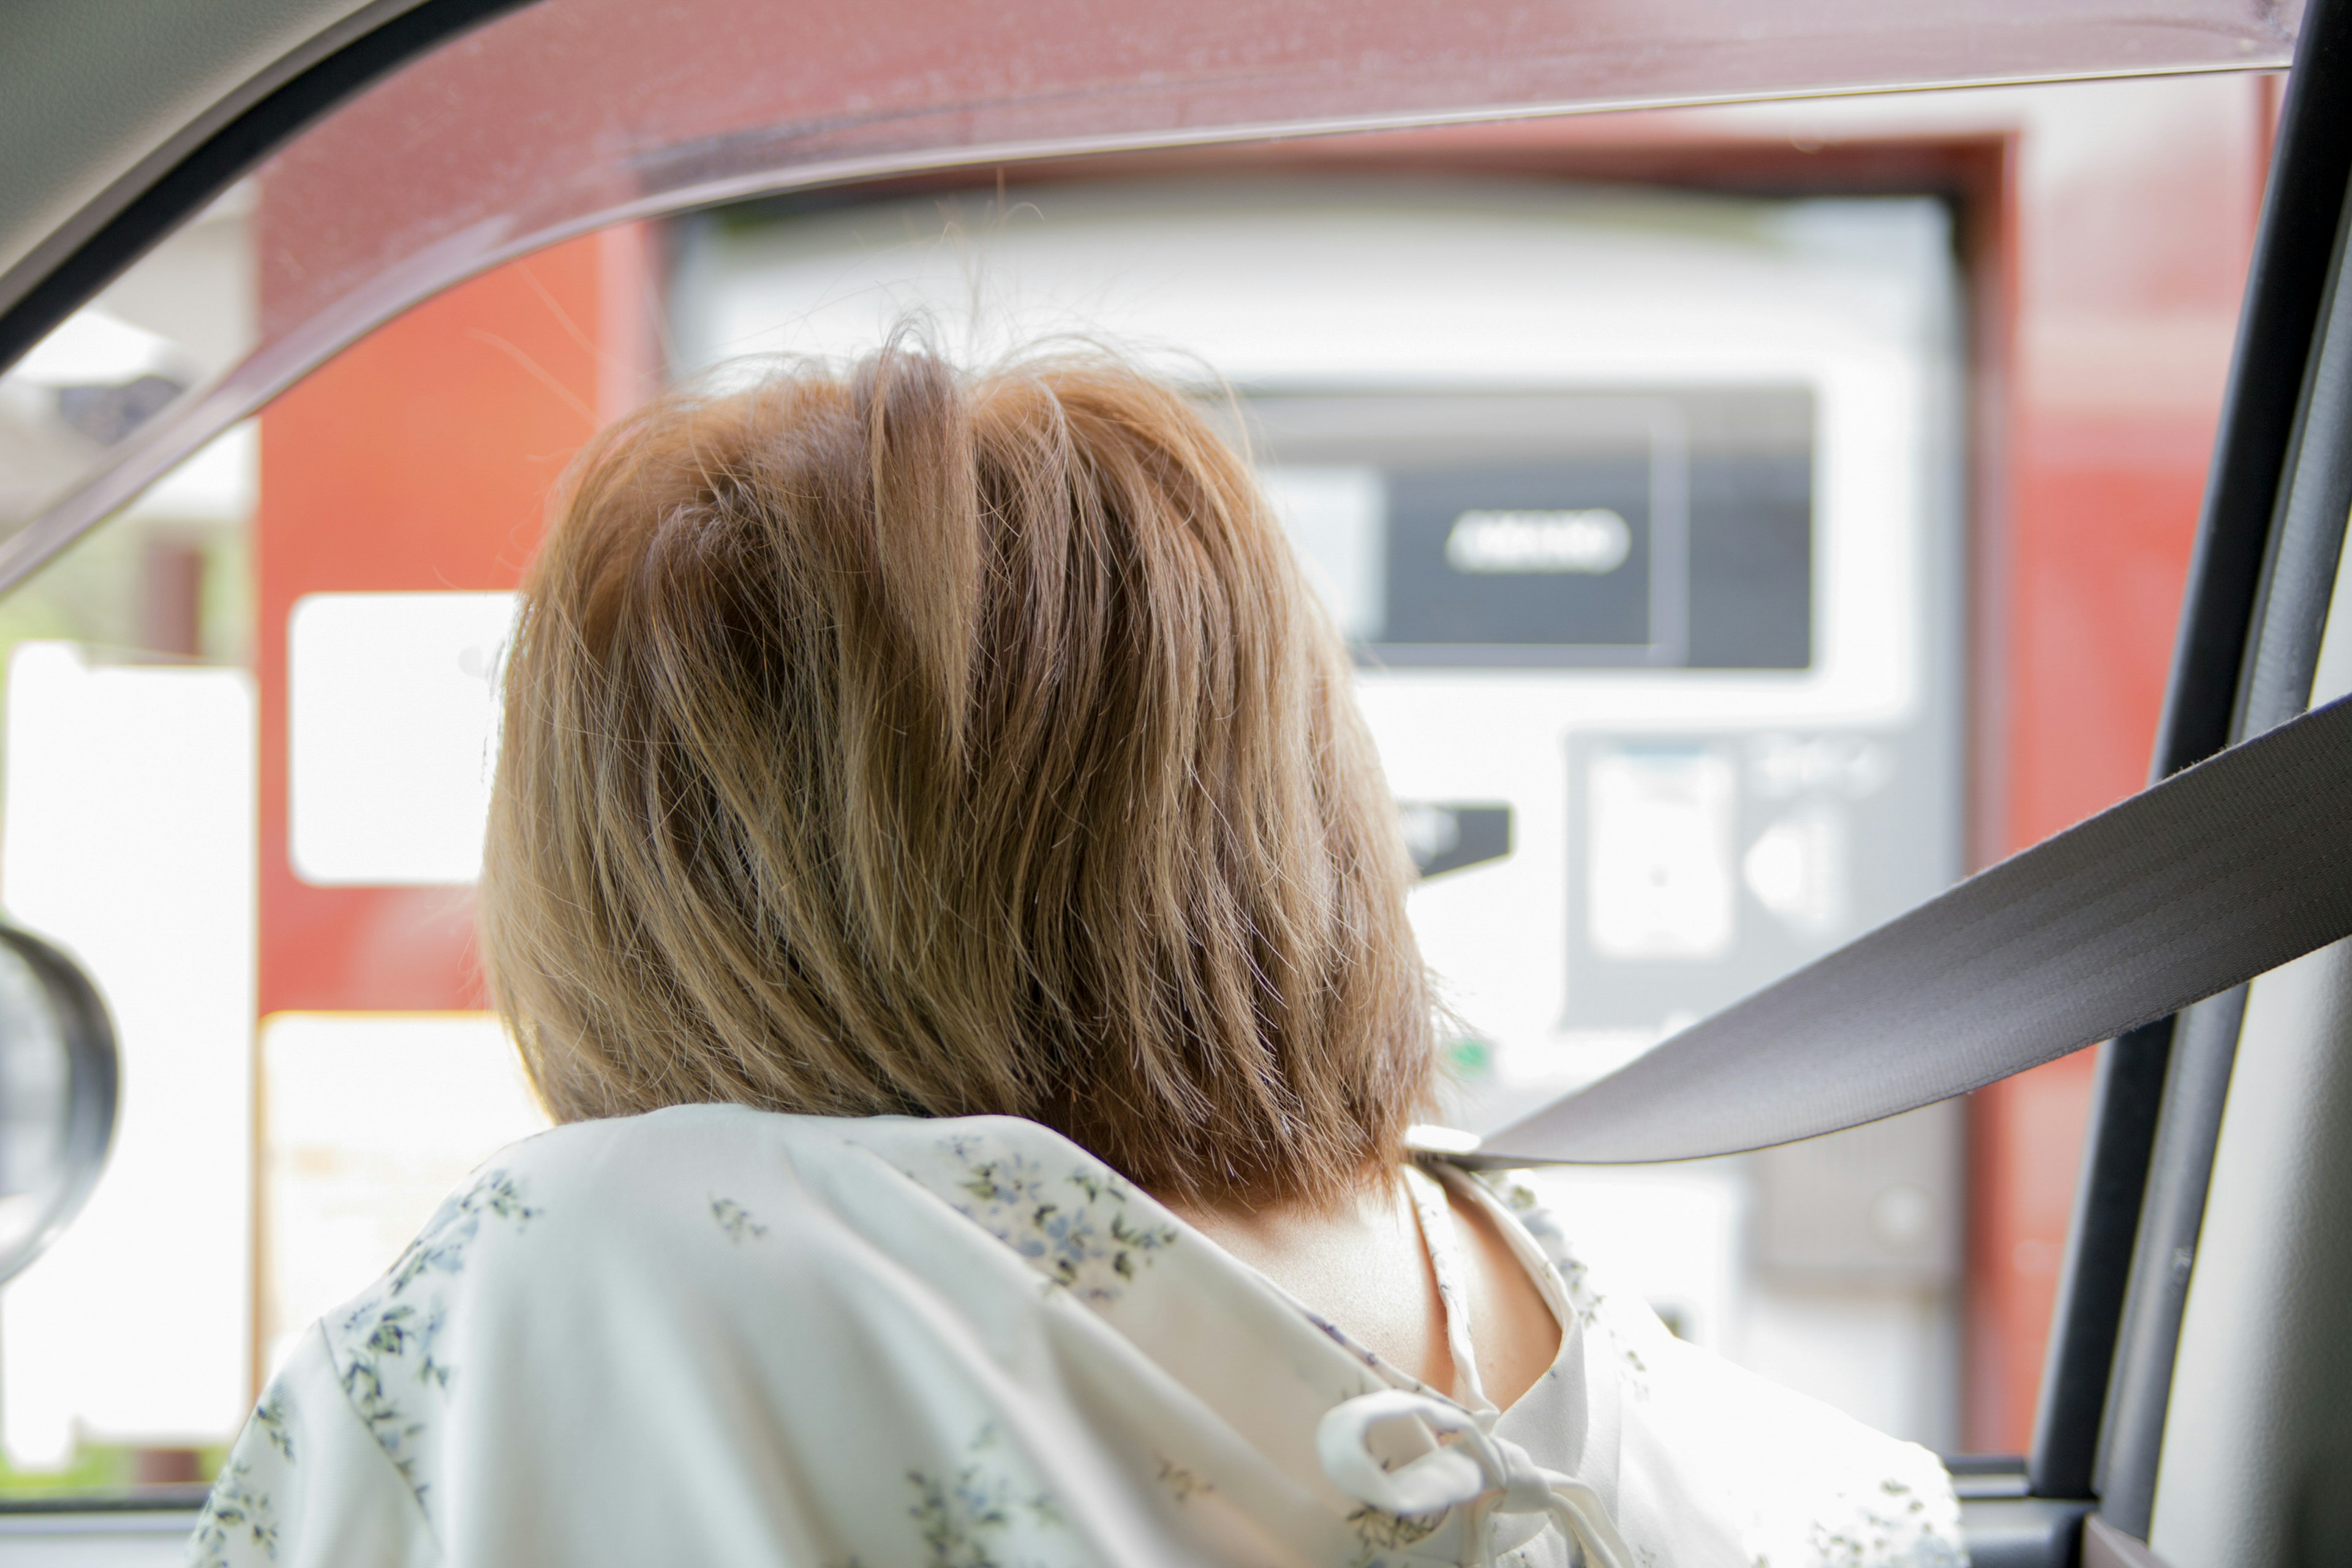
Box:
left=480, top=344, right=1433, bottom=1205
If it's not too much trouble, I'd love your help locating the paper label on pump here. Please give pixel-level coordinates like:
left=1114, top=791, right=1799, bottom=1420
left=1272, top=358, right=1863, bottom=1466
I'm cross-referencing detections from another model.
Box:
left=1586, top=747, right=1738, bottom=960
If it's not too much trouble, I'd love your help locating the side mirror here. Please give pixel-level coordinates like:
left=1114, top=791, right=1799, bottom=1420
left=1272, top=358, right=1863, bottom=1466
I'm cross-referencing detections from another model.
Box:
left=0, top=924, right=118, bottom=1286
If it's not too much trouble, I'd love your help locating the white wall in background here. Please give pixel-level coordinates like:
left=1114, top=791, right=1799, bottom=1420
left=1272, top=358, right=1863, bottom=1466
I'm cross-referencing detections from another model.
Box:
left=0, top=644, right=255, bottom=1466
left=288, top=591, right=517, bottom=886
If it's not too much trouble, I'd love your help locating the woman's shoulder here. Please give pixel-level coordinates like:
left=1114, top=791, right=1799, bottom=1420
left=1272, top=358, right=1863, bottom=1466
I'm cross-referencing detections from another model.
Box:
left=463, top=1102, right=1080, bottom=1185
left=208, top=1110, right=1134, bottom=1564
left=403, top=1103, right=1014, bottom=1232
left=330, top=1106, right=1112, bottom=1320
left=270, top=1111, right=1044, bottom=1534
left=337, top=1106, right=931, bottom=1286
left=448, top=1098, right=849, bottom=1182
left=1465, top=1166, right=1967, bottom=1568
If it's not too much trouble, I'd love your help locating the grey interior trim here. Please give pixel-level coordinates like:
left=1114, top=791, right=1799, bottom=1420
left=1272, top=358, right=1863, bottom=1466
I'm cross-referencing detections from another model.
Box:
left=2027, top=1019, right=2172, bottom=1499
left=0, top=1509, right=197, bottom=1567
left=1960, top=1498, right=2097, bottom=1568
left=2144, top=940, right=2352, bottom=1567
left=2091, top=988, right=2247, bottom=1533
left=2132, top=333, right=2352, bottom=1564
left=2084, top=1514, right=2175, bottom=1568
left=2233, top=170, right=2352, bottom=741
left=0, top=0, right=539, bottom=376
left=0, top=0, right=407, bottom=316
left=0, top=1509, right=199, bottom=1530
left=1946, top=1455, right=2034, bottom=1501
left=1463, top=693, right=2352, bottom=1166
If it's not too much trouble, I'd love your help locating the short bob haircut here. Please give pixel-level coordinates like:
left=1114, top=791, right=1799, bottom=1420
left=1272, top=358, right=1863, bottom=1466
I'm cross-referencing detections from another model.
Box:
left=480, top=344, right=1434, bottom=1207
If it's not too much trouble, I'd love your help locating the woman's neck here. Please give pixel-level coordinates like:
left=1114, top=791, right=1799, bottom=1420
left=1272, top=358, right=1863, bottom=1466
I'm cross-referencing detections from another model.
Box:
left=1162, top=1167, right=1561, bottom=1408
left=1169, top=1173, right=1454, bottom=1391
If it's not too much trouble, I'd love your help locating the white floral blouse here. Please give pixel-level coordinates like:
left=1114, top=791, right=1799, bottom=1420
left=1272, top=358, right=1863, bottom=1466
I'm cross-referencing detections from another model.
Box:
left=189, top=1106, right=1965, bottom=1568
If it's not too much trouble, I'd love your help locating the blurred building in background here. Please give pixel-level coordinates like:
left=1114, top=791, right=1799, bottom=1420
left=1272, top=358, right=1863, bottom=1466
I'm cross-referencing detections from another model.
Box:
left=0, top=70, right=2271, bottom=1474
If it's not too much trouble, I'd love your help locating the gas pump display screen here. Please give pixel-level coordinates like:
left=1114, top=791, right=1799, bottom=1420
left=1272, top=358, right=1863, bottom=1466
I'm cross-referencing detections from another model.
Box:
left=1247, top=387, right=1812, bottom=669
left=1384, top=460, right=1653, bottom=649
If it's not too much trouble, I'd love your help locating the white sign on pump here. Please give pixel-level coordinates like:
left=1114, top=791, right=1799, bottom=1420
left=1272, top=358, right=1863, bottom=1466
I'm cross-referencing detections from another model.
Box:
left=288, top=590, right=518, bottom=886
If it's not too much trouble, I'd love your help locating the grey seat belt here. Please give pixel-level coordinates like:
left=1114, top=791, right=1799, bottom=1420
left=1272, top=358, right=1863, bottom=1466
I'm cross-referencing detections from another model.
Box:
left=1458, top=691, right=2352, bottom=1167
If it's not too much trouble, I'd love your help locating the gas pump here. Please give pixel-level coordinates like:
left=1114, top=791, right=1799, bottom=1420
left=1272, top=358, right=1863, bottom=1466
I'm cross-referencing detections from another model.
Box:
left=675, top=176, right=1967, bottom=1443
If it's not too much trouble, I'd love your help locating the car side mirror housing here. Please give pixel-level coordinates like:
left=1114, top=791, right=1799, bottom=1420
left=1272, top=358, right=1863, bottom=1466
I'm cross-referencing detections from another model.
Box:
left=0, top=924, right=118, bottom=1286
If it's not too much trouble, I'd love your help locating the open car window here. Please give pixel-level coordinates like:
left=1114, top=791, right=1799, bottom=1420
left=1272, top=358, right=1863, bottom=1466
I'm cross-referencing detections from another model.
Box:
left=0, top=1, right=2334, bottom=1561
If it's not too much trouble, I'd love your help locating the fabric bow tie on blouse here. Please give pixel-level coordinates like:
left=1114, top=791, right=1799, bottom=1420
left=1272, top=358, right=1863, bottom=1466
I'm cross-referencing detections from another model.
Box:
left=1318, top=1389, right=1635, bottom=1568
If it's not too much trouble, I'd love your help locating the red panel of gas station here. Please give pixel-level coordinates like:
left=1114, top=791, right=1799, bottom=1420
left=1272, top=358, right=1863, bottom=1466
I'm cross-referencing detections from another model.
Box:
left=255, top=228, right=649, bottom=1017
